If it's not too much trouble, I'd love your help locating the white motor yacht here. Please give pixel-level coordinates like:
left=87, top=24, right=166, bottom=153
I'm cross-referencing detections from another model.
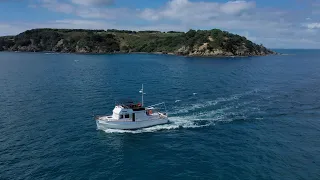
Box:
left=95, top=85, right=169, bottom=130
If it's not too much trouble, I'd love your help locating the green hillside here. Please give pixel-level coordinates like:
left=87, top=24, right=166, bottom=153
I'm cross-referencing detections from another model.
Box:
left=0, top=28, right=276, bottom=56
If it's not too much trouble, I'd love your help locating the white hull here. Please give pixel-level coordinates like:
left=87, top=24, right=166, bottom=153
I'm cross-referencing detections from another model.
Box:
left=96, top=119, right=169, bottom=130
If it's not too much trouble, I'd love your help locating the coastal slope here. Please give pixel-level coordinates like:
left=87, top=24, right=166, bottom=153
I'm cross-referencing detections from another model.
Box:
left=0, top=28, right=276, bottom=56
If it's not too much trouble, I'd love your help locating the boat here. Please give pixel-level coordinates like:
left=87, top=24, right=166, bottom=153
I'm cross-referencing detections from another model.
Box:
left=95, top=84, right=169, bottom=130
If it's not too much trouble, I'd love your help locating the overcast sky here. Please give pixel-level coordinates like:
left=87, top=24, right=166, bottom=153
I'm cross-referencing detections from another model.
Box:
left=0, top=0, right=320, bottom=48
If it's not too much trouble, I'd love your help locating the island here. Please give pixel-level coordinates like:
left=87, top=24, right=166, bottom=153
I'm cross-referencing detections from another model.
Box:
left=0, top=28, right=276, bottom=57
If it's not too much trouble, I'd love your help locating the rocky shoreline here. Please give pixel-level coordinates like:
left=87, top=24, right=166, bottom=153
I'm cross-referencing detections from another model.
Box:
left=1, top=50, right=279, bottom=58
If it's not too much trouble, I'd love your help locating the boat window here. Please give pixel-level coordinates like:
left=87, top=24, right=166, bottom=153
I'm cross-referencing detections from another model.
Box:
left=120, top=115, right=123, bottom=119
left=125, top=114, right=129, bottom=118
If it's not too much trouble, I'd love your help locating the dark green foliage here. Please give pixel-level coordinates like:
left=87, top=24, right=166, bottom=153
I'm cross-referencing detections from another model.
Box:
left=28, top=28, right=105, bottom=33
left=107, top=29, right=137, bottom=34
left=186, top=29, right=197, bottom=38
left=0, top=28, right=273, bottom=56
left=138, top=30, right=161, bottom=33
left=0, top=38, right=4, bottom=51
left=0, top=37, right=15, bottom=49
left=166, top=31, right=184, bottom=34
left=0, top=29, right=119, bottom=53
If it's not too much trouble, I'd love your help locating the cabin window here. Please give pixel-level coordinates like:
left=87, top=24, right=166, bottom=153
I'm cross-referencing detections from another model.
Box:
left=125, top=114, right=130, bottom=118
left=120, top=115, right=123, bottom=119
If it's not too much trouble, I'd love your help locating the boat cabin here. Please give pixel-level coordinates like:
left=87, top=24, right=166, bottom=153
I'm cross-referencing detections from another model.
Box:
left=95, top=84, right=168, bottom=129
left=109, top=101, right=160, bottom=122
left=112, top=105, right=134, bottom=120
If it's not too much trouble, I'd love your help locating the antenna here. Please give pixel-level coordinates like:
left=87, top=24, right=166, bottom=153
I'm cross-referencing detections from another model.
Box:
left=139, top=84, right=146, bottom=107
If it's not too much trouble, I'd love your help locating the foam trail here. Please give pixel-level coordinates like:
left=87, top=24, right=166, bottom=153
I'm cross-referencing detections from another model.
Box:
left=99, top=106, right=235, bottom=134
left=171, top=90, right=259, bottom=115
left=99, top=90, right=262, bottom=134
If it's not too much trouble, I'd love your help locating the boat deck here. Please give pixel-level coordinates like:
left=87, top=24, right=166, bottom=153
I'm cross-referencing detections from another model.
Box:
left=96, top=113, right=167, bottom=122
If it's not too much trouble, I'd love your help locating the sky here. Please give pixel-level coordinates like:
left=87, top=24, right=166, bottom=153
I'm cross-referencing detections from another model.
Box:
left=0, top=0, right=320, bottom=48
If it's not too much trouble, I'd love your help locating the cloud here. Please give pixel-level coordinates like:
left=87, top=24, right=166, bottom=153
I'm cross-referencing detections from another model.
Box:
left=34, top=0, right=126, bottom=19
left=37, top=0, right=75, bottom=14
left=35, top=0, right=115, bottom=14
left=0, top=23, right=36, bottom=36
left=75, top=7, right=134, bottom=19
left=220, top=1, right=255, bottom=15
left=70, top=0, right=114, bottom=6
left=140, top=0, right=255, bottom=21
left=305, top=22, right=320, bottom=29
left=52, top=19, right=113, bottom=29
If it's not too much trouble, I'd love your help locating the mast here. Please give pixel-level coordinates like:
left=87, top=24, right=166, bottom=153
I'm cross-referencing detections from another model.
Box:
left=139, top=84, right=145, bottom=107
left=141, top=84, right=144, bottom=107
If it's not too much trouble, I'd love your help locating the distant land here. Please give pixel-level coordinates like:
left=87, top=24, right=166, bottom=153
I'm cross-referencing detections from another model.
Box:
left=0, top=28, right=277, bottom=57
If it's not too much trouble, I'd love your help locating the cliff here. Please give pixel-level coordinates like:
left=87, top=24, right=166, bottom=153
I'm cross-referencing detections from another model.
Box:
left=0, top=28, right=276, bottom=57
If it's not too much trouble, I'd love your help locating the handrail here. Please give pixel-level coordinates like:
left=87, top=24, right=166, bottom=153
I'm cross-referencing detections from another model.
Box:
left=147, top=102, right=165, bottom=107
left=147, top=102, right=167, bottom=114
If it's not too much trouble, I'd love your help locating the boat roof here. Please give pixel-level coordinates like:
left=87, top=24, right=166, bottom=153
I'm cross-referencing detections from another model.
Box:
left=116, top=99, right=136, bottom=105
left=114, top=99, right=144, bottom=111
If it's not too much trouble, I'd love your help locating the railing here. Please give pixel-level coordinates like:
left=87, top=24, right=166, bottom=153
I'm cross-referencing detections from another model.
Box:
left=147, top=102, right=166, bottom=108
left=147, top=102, right=167, bottom=115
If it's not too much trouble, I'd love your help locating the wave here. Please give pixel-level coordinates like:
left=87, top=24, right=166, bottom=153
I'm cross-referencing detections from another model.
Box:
left=170, top=89, right=259, bottom=115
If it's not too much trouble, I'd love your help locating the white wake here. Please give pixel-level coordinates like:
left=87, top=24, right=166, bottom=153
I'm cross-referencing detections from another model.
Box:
left=100, top=90, right=260, bottom=134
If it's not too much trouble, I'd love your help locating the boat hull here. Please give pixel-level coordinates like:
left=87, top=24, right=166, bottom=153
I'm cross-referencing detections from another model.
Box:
left=96, top=119, right=169, bottom=130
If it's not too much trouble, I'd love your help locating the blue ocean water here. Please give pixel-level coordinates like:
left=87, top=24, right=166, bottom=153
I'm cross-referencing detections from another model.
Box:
left=0, top=50, right=320, bottom=179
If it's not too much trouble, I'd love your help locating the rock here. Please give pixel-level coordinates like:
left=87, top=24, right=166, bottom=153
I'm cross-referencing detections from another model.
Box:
left=198, top=43, right=208, bottom=51
left=175, top=46, right=190, bottom=55
left=52, top=39, right=64, bottom=51
left=75, top=45, right=90, bottom=53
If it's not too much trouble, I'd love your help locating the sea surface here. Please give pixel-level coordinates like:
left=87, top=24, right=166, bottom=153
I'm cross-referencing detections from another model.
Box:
left=1, top=50, right=320, bottom=180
